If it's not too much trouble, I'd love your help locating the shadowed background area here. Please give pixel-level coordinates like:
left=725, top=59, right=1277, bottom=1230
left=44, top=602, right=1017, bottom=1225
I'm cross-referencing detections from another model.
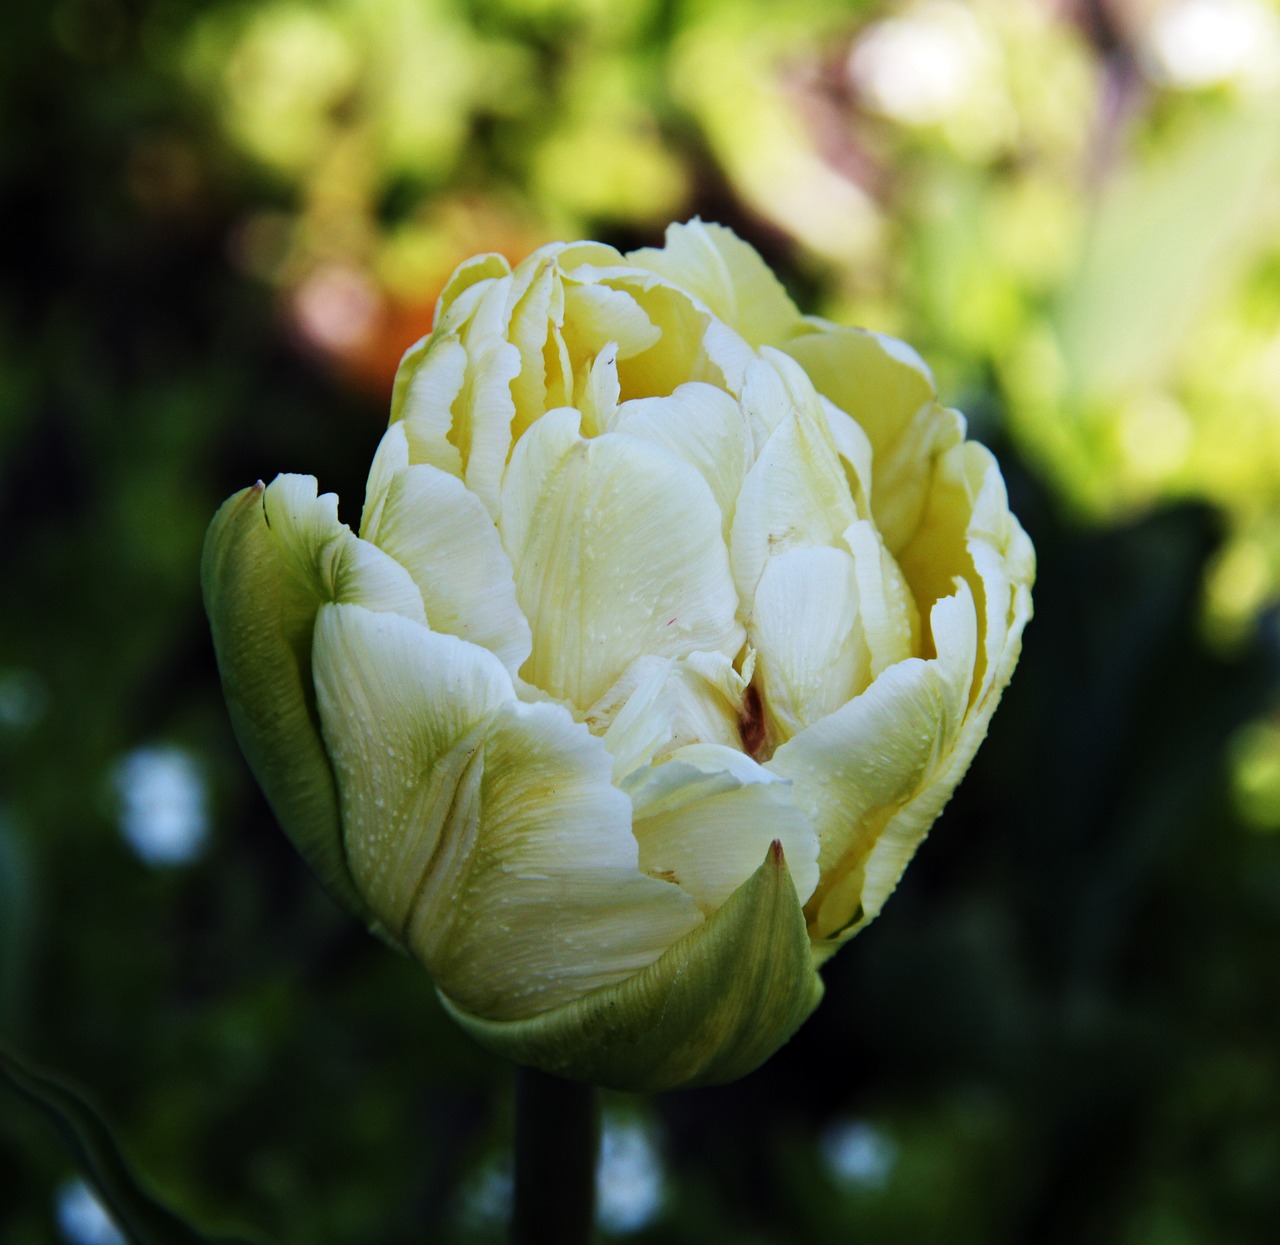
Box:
left=3, top=0, right=1280, bottom=1241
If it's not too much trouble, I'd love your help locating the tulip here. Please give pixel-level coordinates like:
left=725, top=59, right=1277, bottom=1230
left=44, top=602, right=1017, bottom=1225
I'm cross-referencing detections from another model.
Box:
left=203, top=220, right=1033, bottom=1092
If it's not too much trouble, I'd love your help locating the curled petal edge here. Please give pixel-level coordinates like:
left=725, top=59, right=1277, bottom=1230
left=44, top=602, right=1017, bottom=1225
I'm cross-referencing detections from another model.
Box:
left=201, top=484, right=380, bottom=933
left=438, top=841, right=823, bottom=1093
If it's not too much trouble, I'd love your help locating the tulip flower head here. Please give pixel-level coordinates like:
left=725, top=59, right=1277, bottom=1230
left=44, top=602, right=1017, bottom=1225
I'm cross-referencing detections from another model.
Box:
left=204, top=221, right=1033, bottom=1091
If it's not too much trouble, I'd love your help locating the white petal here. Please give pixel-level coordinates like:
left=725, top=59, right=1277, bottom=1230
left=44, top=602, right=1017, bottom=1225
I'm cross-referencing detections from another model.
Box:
left=507, top=256, right=559, bottom=436
left=611, top=382, right=753, bottom=539
left=729, top=405, right=859, bottom=616
left=360, top=421, right=410, bottom=537
left=627, top=219, right=801, bottom=348
left=563, top=283, right=660, bottom=361
left=457, top=333, right=523, bottom=519
left=737, top=349, right=828, bottom=449
left=312, top=603, right=515, bottom=944
left=626, top=742, right=819, bottom=912
left=263, top=474, right=425, bottom=622
left=822, top=399, right=874, bottom=517
left=750, top=546, right=868, bottom=744
left=586, top=651, right=748, bottom=781
left=363, top=463, right=532, bottom=676
left=432, top=252, right=512, bottom=329
left=577, top=342, right=621, bottom=437
left=700, top=317, right=757, bottom=394
left=394, top=335, right=468, bottom=476
left=783, top=325, right=964, bottom=554
left=767, top=581, right=978, bottom=940
left=842, top=520, right=920, bottom=678
left=314, top=600, right=701, bottom=1020
left=501, top=413, right=744, bottom=709
left=430, top=698, right=702, bottom=1019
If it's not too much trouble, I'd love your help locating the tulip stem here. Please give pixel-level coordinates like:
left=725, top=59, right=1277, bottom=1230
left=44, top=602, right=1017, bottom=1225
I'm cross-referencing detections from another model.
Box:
left=510, top=1065, right=599, bottom=1245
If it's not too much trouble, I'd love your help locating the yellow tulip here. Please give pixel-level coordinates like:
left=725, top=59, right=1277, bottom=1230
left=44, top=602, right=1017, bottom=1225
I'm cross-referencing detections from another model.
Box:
left=204, top=220, right=1033, bottom=1091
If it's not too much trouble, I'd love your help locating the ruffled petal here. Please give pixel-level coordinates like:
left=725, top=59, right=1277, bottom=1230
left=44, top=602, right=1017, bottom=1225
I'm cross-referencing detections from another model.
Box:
left=363, top=462, right=533, bottom=676
left=585, top=651, right=748, bottom=780
left=729, top=402, right=858, bottom=617
left=611, top=382, right=753, bottom=539
left=313, top=603, right=702, bottom=1021
left=842, top=519, right=920, bottom=679
left=389, top=336, right=468, bottom=479
left=626, top=743, right=820, bottom=912
left=627, top=219, right=802, bottom=348
left=502, top=410, right=743, bottom=709
left=767, top=582, right=978, bottom=943
left=783, top=324, right=964, bottom=554
left=750, top=545, right=867, bottom=744
left=563, top=283, right=660, bottom=362
left=263, top=474, right=425, bottom=623
left=312, top=603, right=514, bottom=946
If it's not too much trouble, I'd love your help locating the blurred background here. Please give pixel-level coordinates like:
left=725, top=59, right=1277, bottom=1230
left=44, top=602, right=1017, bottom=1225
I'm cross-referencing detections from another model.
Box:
left=3, top=0, right=1280, bottom=1240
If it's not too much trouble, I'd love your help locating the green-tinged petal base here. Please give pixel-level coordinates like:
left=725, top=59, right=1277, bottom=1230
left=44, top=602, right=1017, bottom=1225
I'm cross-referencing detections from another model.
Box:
left=202, top=485, right=369, bottom=923
left=439, top=842, right=824, bottom=1093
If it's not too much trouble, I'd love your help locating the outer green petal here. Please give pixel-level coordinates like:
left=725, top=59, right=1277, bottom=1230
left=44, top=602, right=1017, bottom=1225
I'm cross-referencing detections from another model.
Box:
left=439, top=841, right=824, bottom=1092
left=201, top=485, right=370, bottom=924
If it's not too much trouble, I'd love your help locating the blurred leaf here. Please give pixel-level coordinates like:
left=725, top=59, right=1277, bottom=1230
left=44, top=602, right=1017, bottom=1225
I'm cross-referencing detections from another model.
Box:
left=1055, top=95, right=1280, bottom=401
left=0, top=1043, right=268, bottom=1245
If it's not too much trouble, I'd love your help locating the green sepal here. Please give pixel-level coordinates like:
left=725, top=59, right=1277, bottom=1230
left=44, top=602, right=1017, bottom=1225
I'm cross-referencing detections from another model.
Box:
left=201, top=485, right=372, bottom=927
left=439, top=841, right=824, bottom=1093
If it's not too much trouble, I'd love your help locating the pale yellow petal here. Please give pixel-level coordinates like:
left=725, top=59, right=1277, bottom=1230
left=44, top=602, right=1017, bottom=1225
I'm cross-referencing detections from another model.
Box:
left=507, top=255, right=558, bottom=435
left=586, top=651, right=748, bottom=780
left=440, top=839, right=822, bottom=1092
left=457, top=333, right=523, bottom=519
left=430, top=698, right=703, bottom=1019
left=611, top=278, right=715, bottom=400
left=432, top=252, right=511, bottom=327
left=627, top=219, right=801, bottom=348
left=563, top=283, right=660, bottom=361
left=312, top=603, right=513, bottom=943
left=767, top=581, right=978, bottom=942
left=750, top=546, right=867, bottom=744
left=626, top=743, right=819, bottom=911
left=313, top=602, right=702, bottom=1022
left=577, top=342, right=621, bottom=437
left=783, top=324, right=964, bottom=554
left=502, top=412, right=743, bottom=709
left=729, top=404, right=859, bottom=616
left=262, top=474, right=425, bottom=623
left=842, top=519, right=920, bottom=678
left=851, top=445, right=1034, bottom=928
left=360, top=421, right=410, bottom=538
left=388, top=335, right=469, bottom=478
left=364, top=463, right=532, bottom=676
left=611, top=382, right=753, bottom=539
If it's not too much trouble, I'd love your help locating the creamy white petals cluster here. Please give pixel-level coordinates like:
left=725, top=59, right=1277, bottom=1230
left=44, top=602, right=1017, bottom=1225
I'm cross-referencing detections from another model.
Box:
left=204, top=220, right=1033, bottom=1089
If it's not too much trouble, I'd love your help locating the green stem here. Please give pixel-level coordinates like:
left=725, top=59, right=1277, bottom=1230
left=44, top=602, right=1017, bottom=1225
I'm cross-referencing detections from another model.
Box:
left=510, top=1066, right=599, bottom=1245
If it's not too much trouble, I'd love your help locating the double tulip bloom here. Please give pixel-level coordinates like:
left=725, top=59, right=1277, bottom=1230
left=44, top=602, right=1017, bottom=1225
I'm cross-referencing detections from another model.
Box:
left=204, top=221, right=1033, bottom=1091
